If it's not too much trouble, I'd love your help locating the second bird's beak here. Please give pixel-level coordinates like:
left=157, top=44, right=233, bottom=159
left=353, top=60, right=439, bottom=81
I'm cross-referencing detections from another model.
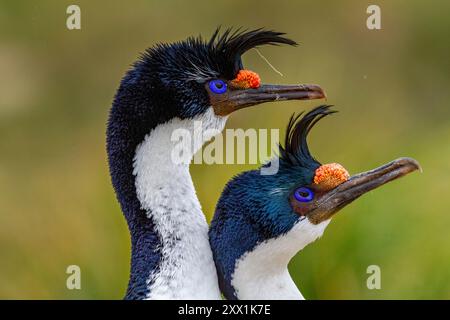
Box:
left=210, top=83, right=326, bottom=116
left=307, top=157, right=421, bottom=224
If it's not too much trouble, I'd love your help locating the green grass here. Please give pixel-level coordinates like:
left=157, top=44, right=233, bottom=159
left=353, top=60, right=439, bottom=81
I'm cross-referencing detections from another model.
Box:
left=0, top=0, right=449, bottom=299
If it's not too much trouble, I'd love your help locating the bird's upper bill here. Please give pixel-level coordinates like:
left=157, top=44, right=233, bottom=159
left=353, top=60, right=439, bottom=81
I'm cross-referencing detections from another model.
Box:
left=208, top=69, right=325, bottom=116
left=302, top=158, right=421, bottom=224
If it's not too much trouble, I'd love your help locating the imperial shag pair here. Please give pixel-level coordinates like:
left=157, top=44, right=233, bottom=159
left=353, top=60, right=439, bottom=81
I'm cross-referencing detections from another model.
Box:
left=106, top=28, right=420, bottom=299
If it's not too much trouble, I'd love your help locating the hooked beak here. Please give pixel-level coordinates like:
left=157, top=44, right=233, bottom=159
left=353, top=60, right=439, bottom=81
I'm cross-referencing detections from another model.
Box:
left=210, top=84, right=326, bottom=116
left=307, top=157, right=421, bottom=224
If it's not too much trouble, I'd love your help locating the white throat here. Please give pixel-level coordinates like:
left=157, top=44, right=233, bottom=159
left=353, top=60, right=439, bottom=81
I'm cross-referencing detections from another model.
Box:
left=133, top=108, right=226, bottom=300
left=231, top=218, right=331, bottom=300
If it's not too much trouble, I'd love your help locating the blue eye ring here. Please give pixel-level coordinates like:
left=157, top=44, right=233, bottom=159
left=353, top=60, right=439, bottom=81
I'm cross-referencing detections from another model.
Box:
left=294, top=187, right=314, bottom=202
left=209, top=79, right=227, bottom=94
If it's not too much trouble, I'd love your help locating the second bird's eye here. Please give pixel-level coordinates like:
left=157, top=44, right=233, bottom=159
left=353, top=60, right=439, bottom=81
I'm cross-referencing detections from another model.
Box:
left=209, top=79, right=227, bottom=94
left=294, top=187, right=314, bottom=202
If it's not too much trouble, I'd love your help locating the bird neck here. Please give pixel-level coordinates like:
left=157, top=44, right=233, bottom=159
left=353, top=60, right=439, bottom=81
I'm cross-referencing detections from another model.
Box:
left=107, top=73, right=227, bottom=298
left=116, top=107, right=225, bottom=300
left=230, top=219, right=330, bottom=300
left=132, top=112, right=225, bottom=299
left=107, top=64, right=227, bottom=298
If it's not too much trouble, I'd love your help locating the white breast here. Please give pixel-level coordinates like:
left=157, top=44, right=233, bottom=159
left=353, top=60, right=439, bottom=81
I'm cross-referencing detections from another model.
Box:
left=231, top=218, right=331, bottom=300
left=133, top=108, right=226, bottom=299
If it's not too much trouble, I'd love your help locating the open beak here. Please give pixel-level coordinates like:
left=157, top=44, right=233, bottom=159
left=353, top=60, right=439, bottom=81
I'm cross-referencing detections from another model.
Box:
left=210, top=84, right=326, bottom=116
left=307, top=157, right=421, bottom=224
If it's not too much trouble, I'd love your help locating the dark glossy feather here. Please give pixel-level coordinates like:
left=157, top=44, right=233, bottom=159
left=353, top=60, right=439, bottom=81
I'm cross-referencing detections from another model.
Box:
left=280, top=105, right=336, bottom=168
left=209, top=27, right=297, bottom=77
left=140, top=27, right=297, bottom=81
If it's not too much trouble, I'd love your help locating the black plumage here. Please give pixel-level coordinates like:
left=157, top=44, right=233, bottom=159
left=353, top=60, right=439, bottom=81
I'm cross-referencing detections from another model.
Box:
left=279, top=105, right=336, bottom=170
left=106, top=28, right=296, bottom=299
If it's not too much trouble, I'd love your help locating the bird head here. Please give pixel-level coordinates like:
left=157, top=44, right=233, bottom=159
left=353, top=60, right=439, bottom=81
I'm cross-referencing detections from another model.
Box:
left=209, top=105, right=420, bottom=299
left=113, top=28, right=325, bottom=134
left=270, top=106, right=420, bottom=232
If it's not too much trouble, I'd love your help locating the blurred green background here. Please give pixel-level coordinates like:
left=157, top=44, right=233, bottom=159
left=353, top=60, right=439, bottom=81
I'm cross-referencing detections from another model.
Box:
left=0, top=0, right=449, bottom=299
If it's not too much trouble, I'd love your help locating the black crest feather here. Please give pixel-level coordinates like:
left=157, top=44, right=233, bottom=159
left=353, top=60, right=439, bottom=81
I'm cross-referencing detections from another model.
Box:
left=141, top=27, right=297, bottom=81
left=279, top=105, right=336, bottom=168
left=208, top=27, right=297, bottom=78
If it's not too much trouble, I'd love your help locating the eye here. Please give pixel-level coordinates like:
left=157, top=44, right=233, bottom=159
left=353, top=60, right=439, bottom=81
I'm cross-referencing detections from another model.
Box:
left=294, top=187, right=314, bottom=202
left=208, top=79, right=227, bottom=94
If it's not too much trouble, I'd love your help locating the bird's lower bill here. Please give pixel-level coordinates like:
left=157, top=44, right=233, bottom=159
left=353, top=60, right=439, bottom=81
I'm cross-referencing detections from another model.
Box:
left=211, top=84, right=326, bottom=116
left=307, top=157, right=421, bottom=225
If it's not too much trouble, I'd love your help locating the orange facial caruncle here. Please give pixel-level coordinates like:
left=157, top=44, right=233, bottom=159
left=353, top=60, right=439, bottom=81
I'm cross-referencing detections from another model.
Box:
left=313, top=163, right=350, bottom=191
left=230, top=70, right=261, bottom=89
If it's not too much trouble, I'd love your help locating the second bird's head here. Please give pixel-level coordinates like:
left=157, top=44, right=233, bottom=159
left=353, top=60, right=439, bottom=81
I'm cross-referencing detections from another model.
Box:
left=209, top=105, right=420, bottom=299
